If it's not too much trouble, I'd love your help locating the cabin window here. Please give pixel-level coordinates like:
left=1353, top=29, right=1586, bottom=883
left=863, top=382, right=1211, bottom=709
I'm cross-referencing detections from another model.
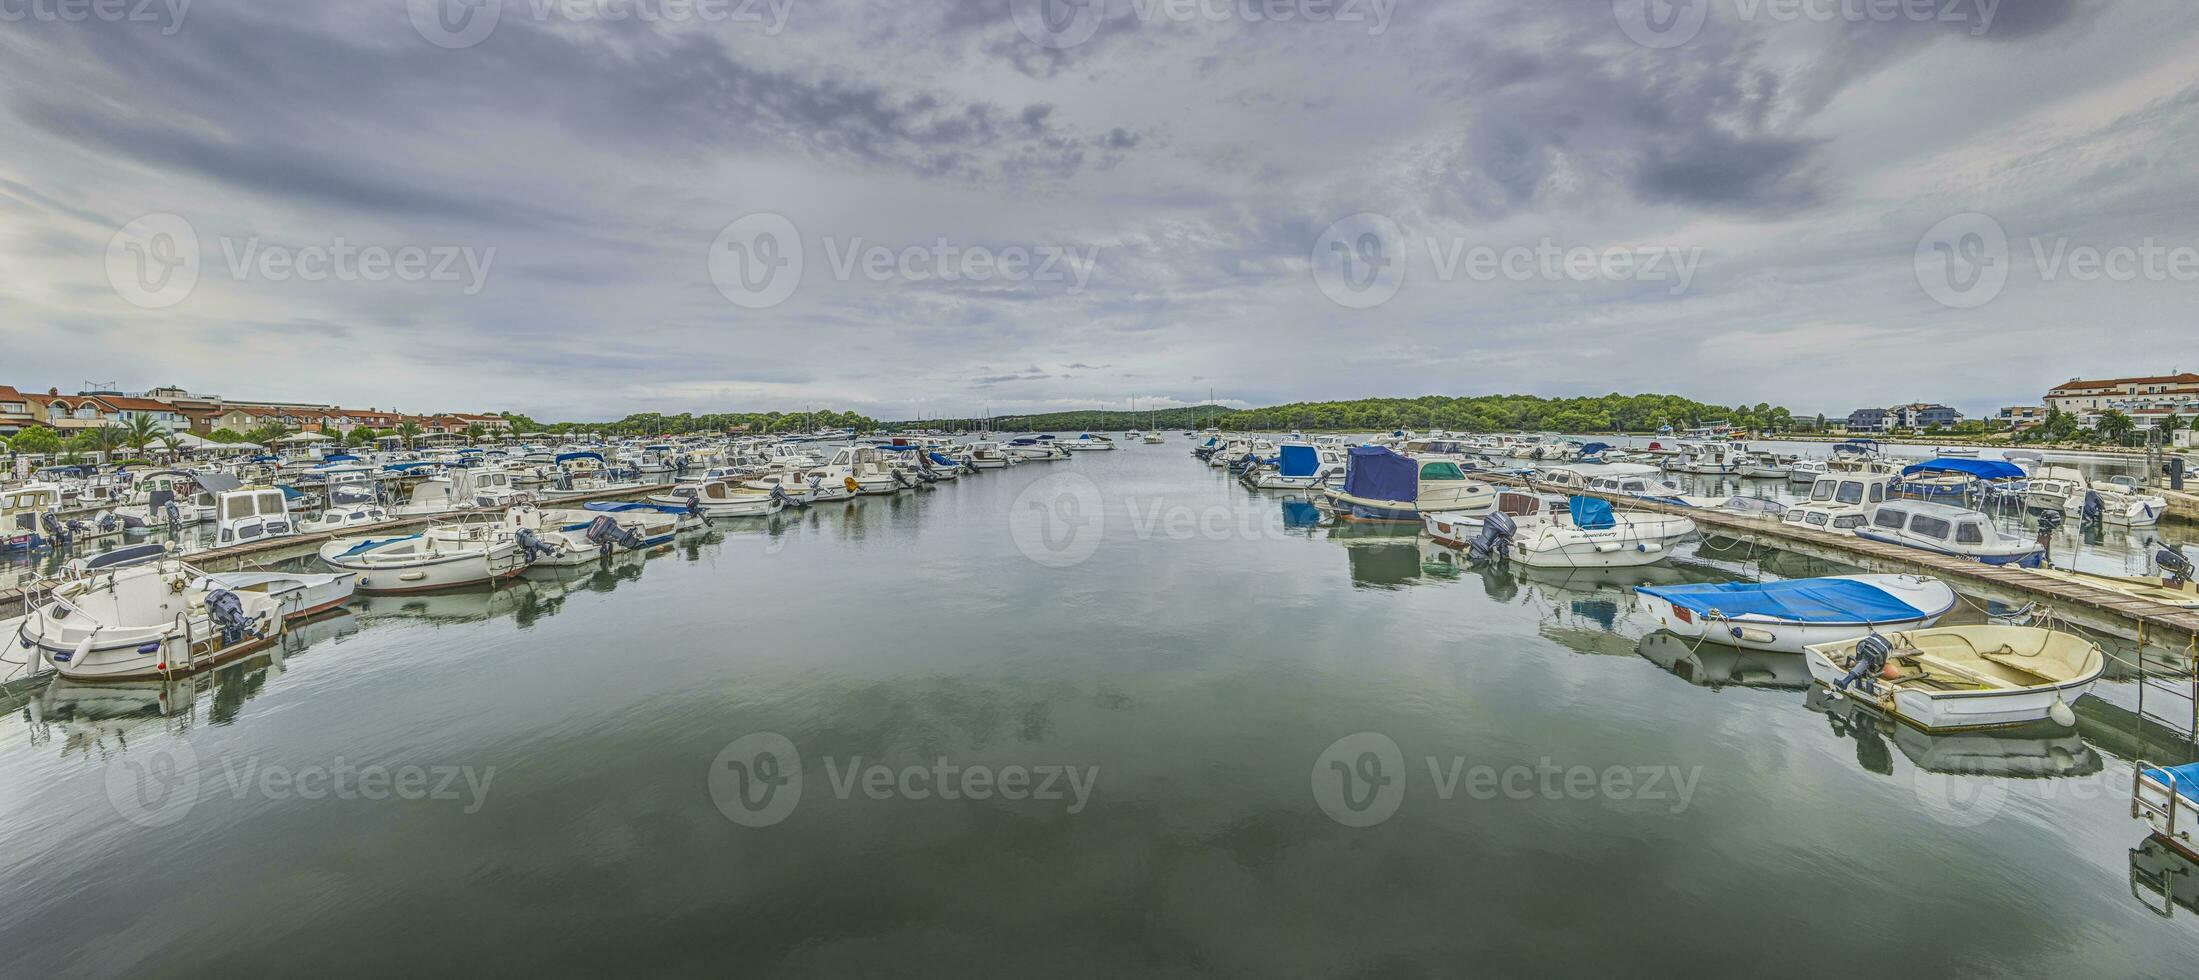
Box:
left=1955, top=523, right=1984, bottom=545
left=1873, top=509, right=1906, bottom=530
left=1835, top=482, right=1864, bottom=505
left=1810, top=480, right=1836, bottom=502
left=1419, top=461, right=1467, bottom=481
left=1868, top=484, right=1885, bottom=503
left=1908, top=515, right=1952, bottom=540
left=1805, top=513, right=1828, bottom=526
left=1833, top=515, right=1866, bottom=529
left=223, top=496, right=253, bottom=519
left=1623, top=482, right=1645, bottom=492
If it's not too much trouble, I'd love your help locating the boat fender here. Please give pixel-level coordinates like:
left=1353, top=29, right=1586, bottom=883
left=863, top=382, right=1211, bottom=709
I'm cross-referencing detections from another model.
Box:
left=60, top=633, right=94, bottom=664
left=399, top=572, right=428, bottom=582
left=844, top=477, right=860, bottom=494
left=2048, top=698, right=2076, bottom=727
left=1595, top=542, right=1621, bottom=553
left=1728, top=625, right=1776, bottom=645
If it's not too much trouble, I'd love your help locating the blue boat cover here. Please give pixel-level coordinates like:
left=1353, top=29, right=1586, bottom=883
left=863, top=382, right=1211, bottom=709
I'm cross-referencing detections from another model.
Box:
left=1341, top=446, right=1417, bottom=502
left=1569, top=496, right=1615, bottom=530
left=1900, top=458, right=2024, bottom=480
left=928, top=452, right=960, bottom=467
left=584, top=501, right=684, bottom=515
left=1578, top=442, right=1609, bottom=456
left=1635, top=577, right=1931, bottom=624
left=384, top=461, right=438, bottom=472
left=555, top=451, right=605, bottom=464
left=2143, top=761, right=2199, bottom=803
left=1278, top=444, right=1320, bottom=477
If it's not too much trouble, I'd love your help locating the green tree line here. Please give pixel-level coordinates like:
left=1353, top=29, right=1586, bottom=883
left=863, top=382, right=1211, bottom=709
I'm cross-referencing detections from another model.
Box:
left=899, top=394, right=1807, bottom=435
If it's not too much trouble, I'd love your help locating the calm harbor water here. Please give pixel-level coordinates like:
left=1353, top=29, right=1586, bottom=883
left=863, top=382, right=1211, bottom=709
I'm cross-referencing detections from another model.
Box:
left=6, top=443, right=2199, bottom=976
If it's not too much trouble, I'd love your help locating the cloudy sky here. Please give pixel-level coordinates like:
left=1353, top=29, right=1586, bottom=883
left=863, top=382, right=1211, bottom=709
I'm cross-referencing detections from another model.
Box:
left=2, top=0, right=2194, bottom=422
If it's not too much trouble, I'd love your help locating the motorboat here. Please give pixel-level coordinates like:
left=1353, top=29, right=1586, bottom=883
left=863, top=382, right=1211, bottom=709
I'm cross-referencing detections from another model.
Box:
left=1780, top=473, right=1898, bottom=536
left=212, top=487, right=295, bottom=547
left=296, top=484, right=392, bottom=533
left=1064, top=432, right=1117, bottom=451
left=2066, top=476, right=2168, bottom=526
left=198, top=569, right=358, bottom=620
left=1462, top=493, right=1698, bottom=569
left=1635, top=575, right=1957, bottom=654
left=2020, top=463, right=2088, bottom=511
left=966, top=441, right=1015, bottom=469
left=1804, top=625, right=2103, bottom=730
left=1142, top=431, right=1164, bottom=444
left=2026, top=547, right=2199, bottom=608
left=818, top=445, right=909, bottom=494
left=1672, top=442, right=1743, bottom=475
left=1787, top=458, right=1829, bottom=484
left=1320, top=447, right=1496, bottom=523
left=319, top=526, right=529, bottom=593
left=14, top=559, right=293, bottom=680
left=1855, top=500, right=2044, bottom=567
left=1735, top=452, right=1792, bottom=479
left=648, top=478, right=788, bottom=517
left=1240, top=442, right=1343, bottom=490
left=1003, top=437, right=1070, bottom=462
left=493, top=505, right=686, bottom=567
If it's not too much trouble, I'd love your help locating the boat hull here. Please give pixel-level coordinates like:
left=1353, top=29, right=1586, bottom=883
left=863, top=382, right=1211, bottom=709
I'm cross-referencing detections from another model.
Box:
left=1635, top=575, right=1955, bottom=654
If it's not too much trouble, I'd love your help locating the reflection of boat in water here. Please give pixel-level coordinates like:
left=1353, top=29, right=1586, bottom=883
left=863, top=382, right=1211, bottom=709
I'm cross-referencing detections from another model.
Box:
left=30, top=611, right=359, bottom=734
left=348, top=584, right=538, bottom=625
left=2130, top=836, right=2199, bottom=918
left=1636, top=631, right=1814, bottom=690
left=1805, top=685, right=2104, bottom=778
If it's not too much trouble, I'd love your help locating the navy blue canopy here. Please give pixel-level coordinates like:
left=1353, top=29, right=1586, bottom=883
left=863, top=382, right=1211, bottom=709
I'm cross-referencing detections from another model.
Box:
left=1636, top=577, right=1942, bottom=624
left=556, top=451, right=605, bottom=464
left=1900, top=458, right=2023, bottom=480
left=1569, top=496, right=1615, bottom=530
left=1341, top=446, right=1417, bottom=502
left=1278, top=444, right=1320, bottom=477
left=927, top=452, right=960, bottom=468
left=584, top=501, right=684, bottom=515
left=1578, top=442, right=1610, bottom=456
left=384, top=461, right=438, bottom=472
left=320, top=453, right=362, bottom=463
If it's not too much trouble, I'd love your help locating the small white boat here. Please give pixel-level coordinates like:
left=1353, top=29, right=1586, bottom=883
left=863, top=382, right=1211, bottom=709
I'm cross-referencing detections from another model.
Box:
left=1321, top=447, right=1495, bottom=523
left=296, top=485, right=392, bottom=533
left=2065, top=477, right=2167, bottom=526
left=319, top=527, right=528, bottom=593
left=1780, top=473, right=1898, bottom=536
left=1241, top=442, right=1343, bottom=490
left=1636, top=575, right=1957, bottom=654
left=649, top=478, right=787, bottom=517
left=200, top=569, right=358, bottom=620
left=15, top=560, right=292, bottom=680
left=1481, top=493, right=1697, bottom=568
left=212, top=487, right=295, bottom=547
left=1804, top=625, right=2103, bottom=730
left=1787, top=459, right=1829, bottom=484
left=1064, top=432, right=1117, bottom=451
left=1855, top=500, right=2044, bottom=567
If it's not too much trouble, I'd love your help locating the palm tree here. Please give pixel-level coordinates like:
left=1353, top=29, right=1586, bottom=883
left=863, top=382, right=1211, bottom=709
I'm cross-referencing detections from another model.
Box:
left=2095, top=409, right=2136, bottom=445
left=123, top=414, right=164, bottom=458
left=395, top=420, right=423, bottom=449
left=465, top=422, right=486, bottom=444
left=158, top=433, right=185, bottom=461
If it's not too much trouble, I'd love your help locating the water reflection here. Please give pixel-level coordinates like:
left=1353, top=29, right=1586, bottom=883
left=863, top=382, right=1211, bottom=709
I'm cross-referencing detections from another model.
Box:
left=2131, top=837, right=2199, bottom=920
left=1636, top=631, right=1813, bottom=690
left=1805, top=686, right=2104, bottom=778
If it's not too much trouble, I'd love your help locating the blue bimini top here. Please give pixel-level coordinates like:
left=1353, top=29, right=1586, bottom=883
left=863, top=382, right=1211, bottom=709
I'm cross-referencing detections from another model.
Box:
left=1635, top=577, right=1931, bottom=624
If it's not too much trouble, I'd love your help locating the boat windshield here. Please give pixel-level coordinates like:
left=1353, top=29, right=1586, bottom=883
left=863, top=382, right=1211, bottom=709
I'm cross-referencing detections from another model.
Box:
left=1835, top=482, right=1865, bottom=505
left=1419, top=461, right=1467, bottom=482
left=1810, top=479, right=1836, bottom=502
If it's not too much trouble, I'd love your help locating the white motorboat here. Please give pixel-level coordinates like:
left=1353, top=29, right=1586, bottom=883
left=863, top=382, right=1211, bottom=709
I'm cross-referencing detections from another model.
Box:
left=295, top=485, right=393, bottom=533
left=1804, top=625, right=2103, bottom=730
left=1780, top=473, right=1898, bottom=536
left=1855, top=500, right=2044, bottom=567
left=1240, top=442, right=1344, bottom=490
left=1321, top=447, right=1496, bottom=523
left=1142, top=431, right=1164, bottom=444
left=1064, top=432, right=1117, bottom=451
left=2020, top=463, right=2087, bottom=511
left=1672, top=442, right=1743, bottom=475
left=1635, top=575, right=1957, bottom=654
left=319, top=526, right=529, bottom=593
left=1735, top=452, right=1792, bottom=479
left=212, top=487, right=295, bottom=547
left=500, top=505, right=687, bottom=567
left=2065, top=477, right=2167, bottom=526
left=1787, top=458, right=1829, bottom=484
left=1004, top=437, right=1070, bottom=462
left=818, top=445, right=908, bottom=494
left=199, top=569, right=358, bottom=620
left=966, top=441, right=1015, bottom=469
left=1467, top=493, right=1697, bottom=569
left=14, top=559, right=292, bottom=680
left=649, top=478, right=788, bottom=517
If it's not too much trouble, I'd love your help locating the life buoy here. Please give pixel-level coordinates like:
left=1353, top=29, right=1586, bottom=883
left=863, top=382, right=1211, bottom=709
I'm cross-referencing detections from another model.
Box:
left=844, top=477, right=860, bottom=494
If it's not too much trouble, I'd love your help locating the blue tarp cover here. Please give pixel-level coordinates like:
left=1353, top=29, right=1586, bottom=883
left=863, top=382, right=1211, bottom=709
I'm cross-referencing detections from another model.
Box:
left=1278, top=444, right=1320, bottom=477
left=927, top=452, right=959, bottom=467
left=1568, top=496, right=1615, bottom=530
left=2143, top=761, right=2199, bottom=804
left=1635, top=577, right=1932, bottom=624
left=1900, top=458, right=2024, bottom=480
left=556, top=452, right=605, bottom=464
left=1341, top=446, right=1417, bottom=502
left=1579, top=442, right=1609, bottom=456
left=585, top=501, right=683, bottom=515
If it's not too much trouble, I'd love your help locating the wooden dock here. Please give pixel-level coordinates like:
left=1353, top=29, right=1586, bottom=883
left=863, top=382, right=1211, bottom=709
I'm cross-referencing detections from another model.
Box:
left=0, top=484, right=675, bottom=619
left=1481, top=474, right=2199, bottom=648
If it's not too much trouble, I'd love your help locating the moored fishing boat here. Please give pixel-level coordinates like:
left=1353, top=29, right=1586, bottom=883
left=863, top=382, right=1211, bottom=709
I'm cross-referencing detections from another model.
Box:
left=648, top=478, right=788, bottom=517
left=1854, top=500, right=2043, bottom=567
left=1635, top=575, right=1956, bottom=654
left=1804, top=625, right=2103, bottom=730
left=1438, top=493, right=1695, bottom=568
left=15, top=559, right=293, bottom=680
left=319, top=526, right=528, bottom=593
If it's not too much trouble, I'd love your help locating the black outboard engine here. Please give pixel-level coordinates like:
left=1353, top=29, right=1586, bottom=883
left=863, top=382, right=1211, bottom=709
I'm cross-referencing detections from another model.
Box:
left=204, top=588, right=263, bottom=647
left=1834, top=633, right=1892, bottom=696
left=583, top=514, right=644, bottom=558
left=2034, top=507, right=2063, bottom=561
left=769, top=485, right=792, bottom=507
left=2081, top=490, right=2103, bottom=524
left=40, top=511, right=70, bottom=550
left=2158, top=546, right=2193, bottom=587
left=891, top=469, right=914, bottom=489
left=515, top=526, right=559, bottom=563
left=1466, top=511, right=1516, bottom=563
left=164, top=499, right=183, bottom=533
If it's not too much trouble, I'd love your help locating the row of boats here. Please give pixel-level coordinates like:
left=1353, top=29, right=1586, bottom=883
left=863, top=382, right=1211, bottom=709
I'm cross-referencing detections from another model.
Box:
left=1, top=431, right=1106, bottom=683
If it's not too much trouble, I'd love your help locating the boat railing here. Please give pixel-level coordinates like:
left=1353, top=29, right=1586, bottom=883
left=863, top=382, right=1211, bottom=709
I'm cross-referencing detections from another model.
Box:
left=2134, top=760, right=2181, bottom=841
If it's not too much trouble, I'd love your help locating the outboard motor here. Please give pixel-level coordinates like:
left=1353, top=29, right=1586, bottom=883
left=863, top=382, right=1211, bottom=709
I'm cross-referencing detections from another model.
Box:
left=204, top=588, right=263, bottom=648
left=891, top=469, right=914, bottom=489
left=1465, top=511, right=1516, bottom=563
left=2081, top=490, right=2103, bottom=524
left=685, top=494, right=705, bottom=519
left=583, top=514, right=644, bottom=558
left=515, top=526, right=559, bottom=563
left=2158, top=546, right=2193, bottom=587
left=164, top=499, right=183, bottom=533
left=769, top=485, right=792, bottom=507
left=1834, top=633, right=1892, bottom=696
left=2034, top=507, right=2063, bottom=562
left=39, top=511, right=70, bottom=551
